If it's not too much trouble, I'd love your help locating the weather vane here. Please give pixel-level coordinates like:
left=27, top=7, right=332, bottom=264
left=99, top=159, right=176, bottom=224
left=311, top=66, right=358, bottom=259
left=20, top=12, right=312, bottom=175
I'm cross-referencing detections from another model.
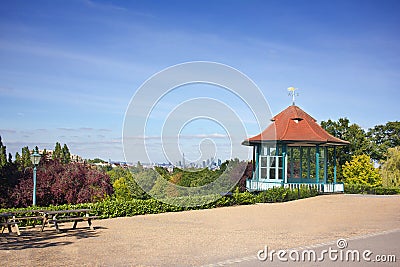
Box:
left=288, top=87, right=299, bottom=106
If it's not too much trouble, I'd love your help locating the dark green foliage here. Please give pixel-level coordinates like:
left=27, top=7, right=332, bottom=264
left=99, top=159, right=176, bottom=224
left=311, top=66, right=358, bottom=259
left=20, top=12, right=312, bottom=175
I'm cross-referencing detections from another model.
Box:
left=321, top=118, right=371, bottom=181
left=233, top=187, right=255, bottom=204
left=52, top=142, right=62, bottom=160
left=20, top=146, right=32, bottom=170
left=147, top=159, right=248, bottom=200
left=62, top=144, right=71, bottom=164
left=367, top=121, right=400, bottom=161
left=52, top=143, right=72, bottom=164
left=254, top=186, right=319, bottom=203
left=372, top=187, right=400, bottom=195
left=15, top=152, right=21, bottom=164
left=153, top=161, right=231, bottom=188
left=86, top=158, right=106, bottom=164
left=0, top=136, right=7, bottom=168
left=108, top=166, right=150, bottom=200
left=321, top=119, right=400, bottom=164
left=344, top=184, right=400, bottom=195
left=41, top=149, right=47, bottom=158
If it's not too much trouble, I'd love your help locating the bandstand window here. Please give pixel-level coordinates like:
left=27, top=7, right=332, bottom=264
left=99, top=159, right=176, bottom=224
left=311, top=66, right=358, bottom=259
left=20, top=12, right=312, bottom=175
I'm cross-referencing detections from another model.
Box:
left=259, top=144, right=283, bottom=180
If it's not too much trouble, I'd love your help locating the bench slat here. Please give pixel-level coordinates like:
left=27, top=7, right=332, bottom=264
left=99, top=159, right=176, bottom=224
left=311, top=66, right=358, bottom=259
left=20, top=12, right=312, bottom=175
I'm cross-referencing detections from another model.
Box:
left=13, top=216, right=44, bottom=220
left=0, top=222, right=20, bottom=226
left=49, top=216, right=97, bottom=223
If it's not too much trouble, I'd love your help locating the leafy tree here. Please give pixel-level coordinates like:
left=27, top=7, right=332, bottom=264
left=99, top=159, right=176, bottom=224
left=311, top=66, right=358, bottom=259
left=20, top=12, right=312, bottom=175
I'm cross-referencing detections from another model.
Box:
left=149, top=174, right=168, bottom=199
left=42, top=149, right=48, bottom=159
left=87, top=158, right=106, bottom=164
left=165, top=172, right=182, bottom=197
left=137, top=161, right=144, bottom=172
left=321, top=118, right=371, bottom=180
left=0, top=136, right=7, bottom=168
left=380, top=147, right=400, bottom=187
left=367, top=121, right=400, bottom=161
left=108, top=166, right=131, bottom=184
left=62, top=144, right=71, bottom=164
left=15, top=152, right=21, bottom=163
left=11, top=159, right=113, bottom=207
left=0, top=136, right=9, bottom=207
left=52, top=142, right=62, bottom=161
left=128, top=169, right=153, bottom=199
left=108, top=166, right=150, bottom=200
left=112, top=177, right=130, bottom=200
left=321, top=118, right=370, bottom=159
left=20, top=146, right=32, bottom=170
left=342, top=155, right=381, bottom=186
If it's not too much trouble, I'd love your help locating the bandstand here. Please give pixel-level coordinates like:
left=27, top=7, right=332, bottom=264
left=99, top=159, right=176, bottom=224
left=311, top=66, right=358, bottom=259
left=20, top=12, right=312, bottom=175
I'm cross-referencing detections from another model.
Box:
left=242, top=89, right=349, bottom=193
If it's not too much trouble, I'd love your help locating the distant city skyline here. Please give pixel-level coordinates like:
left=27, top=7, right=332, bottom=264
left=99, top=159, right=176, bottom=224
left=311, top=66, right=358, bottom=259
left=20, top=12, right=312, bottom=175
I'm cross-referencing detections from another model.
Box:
left=1, top=0, right=399, bottom=162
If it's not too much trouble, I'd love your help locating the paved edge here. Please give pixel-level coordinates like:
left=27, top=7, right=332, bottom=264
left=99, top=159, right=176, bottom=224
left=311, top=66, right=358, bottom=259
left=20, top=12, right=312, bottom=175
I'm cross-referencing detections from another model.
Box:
left=201, top=228, right=400, bottom=267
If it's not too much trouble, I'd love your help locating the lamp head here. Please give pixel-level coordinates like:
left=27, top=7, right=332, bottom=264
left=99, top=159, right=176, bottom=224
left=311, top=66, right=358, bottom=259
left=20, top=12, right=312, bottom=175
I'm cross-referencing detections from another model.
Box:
left=30, top=150, right=41, bottom=165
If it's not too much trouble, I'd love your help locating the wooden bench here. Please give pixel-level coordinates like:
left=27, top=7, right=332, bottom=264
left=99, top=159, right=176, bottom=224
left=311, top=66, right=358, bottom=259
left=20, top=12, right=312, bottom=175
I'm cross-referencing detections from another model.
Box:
left=1, top=209, right=98, bottom=234
left=10, top=210, right=46, bottom=226
left=48, top=216, right=99, bottom=232
left=0, top=221, right=21, bottom=236
left=0, top=212, right=21, bottom=235
left=42, top=209, right=98, bottom=233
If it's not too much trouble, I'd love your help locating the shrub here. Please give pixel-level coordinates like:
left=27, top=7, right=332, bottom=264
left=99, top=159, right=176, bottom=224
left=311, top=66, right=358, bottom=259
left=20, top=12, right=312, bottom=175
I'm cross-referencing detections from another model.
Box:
left=254, top=186, right=318, bottom=203
left=344, top=183, right=400, bottom=195
left=380, top=146, right=400, bottom=187
left=344, top=183, right=372, bottom=194
left=233, top=187, right=256, bottom=205
left=342, top=155, right=381, bottom=186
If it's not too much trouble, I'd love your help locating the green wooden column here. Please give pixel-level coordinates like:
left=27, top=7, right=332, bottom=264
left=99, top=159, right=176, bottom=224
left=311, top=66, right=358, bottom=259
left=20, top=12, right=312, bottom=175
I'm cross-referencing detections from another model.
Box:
left=324, top=147, right=328, bottom=184
left=299, top=147, right=303, bottom=182
left=290, top=147, right=294, bottom=179
left=281, top=144, right=287, bottom=184
left=333, top=146, right=337, bottom=184
left=282, top=151, right=286, bottom=185
left=255, top=145, right=259, bottom=181
left=316, top=145, right=320, bottom=183
left=307, top=147, right=311, bottom=179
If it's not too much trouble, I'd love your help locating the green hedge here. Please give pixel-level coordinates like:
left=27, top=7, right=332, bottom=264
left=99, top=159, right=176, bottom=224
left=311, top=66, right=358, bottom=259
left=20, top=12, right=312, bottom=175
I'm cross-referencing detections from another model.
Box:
left=254, top=185, right=319, bottom=203
left=344, top=184, right=400, bottom=195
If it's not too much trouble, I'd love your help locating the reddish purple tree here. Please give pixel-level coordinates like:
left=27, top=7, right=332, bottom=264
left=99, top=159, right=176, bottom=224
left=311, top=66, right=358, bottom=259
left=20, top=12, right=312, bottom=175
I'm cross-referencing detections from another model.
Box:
left=11, top=159, right=113, bottom=207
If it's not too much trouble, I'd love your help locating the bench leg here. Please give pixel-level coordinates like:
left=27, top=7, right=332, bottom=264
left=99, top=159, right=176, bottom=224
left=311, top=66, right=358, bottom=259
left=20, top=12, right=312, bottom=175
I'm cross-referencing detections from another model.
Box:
left=1, top=225, right=5, bottom=233
left=72, top=220, right=78, bottom=229
left=53, top=221, right=61, bottom=233
left=41, top=217, right=48, bottom=232
left=13, top=224, right=21, bottom=236
left=88, top=219, right=94, bottom=230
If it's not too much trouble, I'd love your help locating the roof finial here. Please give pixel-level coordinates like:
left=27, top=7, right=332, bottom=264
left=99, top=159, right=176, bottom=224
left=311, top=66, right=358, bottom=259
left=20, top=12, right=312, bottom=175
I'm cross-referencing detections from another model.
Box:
left=288, top=87, right=299, bottom=106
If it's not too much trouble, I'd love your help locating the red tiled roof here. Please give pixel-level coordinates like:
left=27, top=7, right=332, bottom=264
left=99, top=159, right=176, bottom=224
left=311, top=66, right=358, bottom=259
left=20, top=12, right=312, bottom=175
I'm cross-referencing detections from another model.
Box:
left=244, top=105, right=349, bottom=146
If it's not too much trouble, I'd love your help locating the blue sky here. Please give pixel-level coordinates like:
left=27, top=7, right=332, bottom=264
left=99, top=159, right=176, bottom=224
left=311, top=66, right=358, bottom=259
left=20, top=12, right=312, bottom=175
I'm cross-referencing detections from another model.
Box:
left=0, top=0, right=399, bottom=162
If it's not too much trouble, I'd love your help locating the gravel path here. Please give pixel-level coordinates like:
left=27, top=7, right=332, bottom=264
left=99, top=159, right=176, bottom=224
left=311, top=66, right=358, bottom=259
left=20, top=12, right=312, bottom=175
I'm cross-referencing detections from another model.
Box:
left=1, top=194, right=399, bottom=266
